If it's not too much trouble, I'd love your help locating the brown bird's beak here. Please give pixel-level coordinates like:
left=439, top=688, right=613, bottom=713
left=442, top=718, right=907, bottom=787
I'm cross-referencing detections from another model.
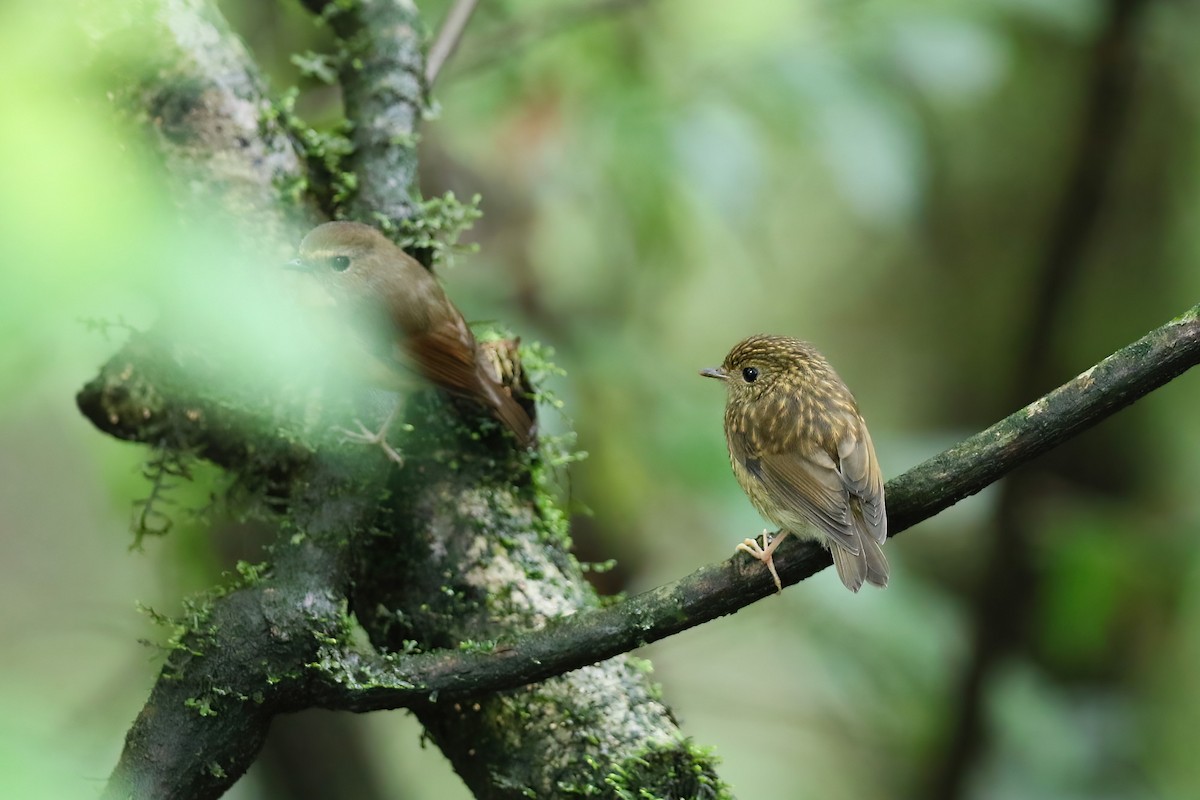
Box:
left=284, top=258, right=311, bottom=272
left=699, top=367, right=728, bottom=380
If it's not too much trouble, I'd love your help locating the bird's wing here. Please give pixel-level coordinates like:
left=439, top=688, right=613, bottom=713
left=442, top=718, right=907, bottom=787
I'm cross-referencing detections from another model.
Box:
left=727, top=410, right=857, bottom=551
left=753, top=447, right=861, bottom=554
left=406, top=317, right=534, bottom=446
left=733, top=401, right=886, bottom=555
left=834, top=417, right=887, bottom=543
left=405, top=315, right=481, bottom=396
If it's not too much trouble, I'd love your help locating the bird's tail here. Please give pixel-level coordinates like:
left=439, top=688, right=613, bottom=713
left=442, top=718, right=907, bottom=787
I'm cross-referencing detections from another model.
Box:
left=472, top=347, right=536, bottom=447
left=482, top=375, right=535, bottom=448
left=830, top=517, right=889, bottom=592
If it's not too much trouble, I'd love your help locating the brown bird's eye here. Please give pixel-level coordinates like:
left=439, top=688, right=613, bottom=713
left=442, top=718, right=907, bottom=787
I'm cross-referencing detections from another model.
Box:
left=329, top=255, right=351, bottom=272
left=742, top=367, right=758, bottom=383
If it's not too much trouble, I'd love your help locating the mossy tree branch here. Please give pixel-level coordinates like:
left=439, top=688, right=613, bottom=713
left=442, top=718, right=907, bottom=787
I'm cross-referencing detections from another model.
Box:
left=290, top=302, right=1198, bottom=710
left=100, top=542, right=352, bottom=800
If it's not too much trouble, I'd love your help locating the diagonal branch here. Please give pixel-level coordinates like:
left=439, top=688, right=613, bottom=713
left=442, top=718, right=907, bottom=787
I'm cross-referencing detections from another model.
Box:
left=426, top=0, right=481, bottom=88
left=451, top=0, right=649, bottom=79
left=309, top=302, right=1200, bottom=711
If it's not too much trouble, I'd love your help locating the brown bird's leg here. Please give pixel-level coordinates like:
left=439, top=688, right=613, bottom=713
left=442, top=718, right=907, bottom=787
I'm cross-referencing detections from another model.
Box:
left=337, top=399, right=404, bottom=464
left=736, top=530, right=790, bottom=593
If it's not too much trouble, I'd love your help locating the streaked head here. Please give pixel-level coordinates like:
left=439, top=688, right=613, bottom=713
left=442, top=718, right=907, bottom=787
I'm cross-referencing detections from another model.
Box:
left=700, top=335, right=826, bottom=403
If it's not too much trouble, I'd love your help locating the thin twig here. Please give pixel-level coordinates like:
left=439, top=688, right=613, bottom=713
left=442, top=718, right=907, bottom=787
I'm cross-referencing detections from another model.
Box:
left=451, top=0, right=648, bottom=79
left=426, top=0, right=481, bottom=88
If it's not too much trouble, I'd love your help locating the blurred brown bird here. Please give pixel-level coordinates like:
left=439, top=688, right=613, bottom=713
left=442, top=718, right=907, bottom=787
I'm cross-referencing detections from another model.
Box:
left=701, top=335, right=887, bottom=593
left=287, top=221, right=534, bottom=461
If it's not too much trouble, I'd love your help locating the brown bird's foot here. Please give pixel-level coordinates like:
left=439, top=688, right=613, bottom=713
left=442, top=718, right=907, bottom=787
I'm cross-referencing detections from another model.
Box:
left=336, top=419, right=405, bottom=464
left=735, top=530, right=787, bottom=594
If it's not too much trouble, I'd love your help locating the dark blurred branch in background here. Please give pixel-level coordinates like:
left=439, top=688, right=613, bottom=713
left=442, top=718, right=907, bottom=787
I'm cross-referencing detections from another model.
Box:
left=924, top=1, right=1152, bottom=797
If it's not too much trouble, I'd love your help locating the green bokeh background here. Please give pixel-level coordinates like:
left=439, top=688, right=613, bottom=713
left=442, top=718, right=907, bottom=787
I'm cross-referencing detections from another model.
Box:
left=3, top=1, right=1199, bottom=798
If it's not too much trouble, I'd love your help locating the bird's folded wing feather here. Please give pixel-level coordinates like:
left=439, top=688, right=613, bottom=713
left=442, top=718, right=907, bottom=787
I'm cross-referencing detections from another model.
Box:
left=406, top=317, right=481, bottom=397
left=408, top=319, right=534, bottom=446
left=751, top=447, right=861, bottom=554
left=834, top=417, right=887, bottom=543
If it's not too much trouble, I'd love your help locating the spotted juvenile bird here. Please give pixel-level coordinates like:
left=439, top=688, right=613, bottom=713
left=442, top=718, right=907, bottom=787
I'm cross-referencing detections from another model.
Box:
left=701, top=335, right=888, bottom=593
left=287, top=221, right=534, bottom=461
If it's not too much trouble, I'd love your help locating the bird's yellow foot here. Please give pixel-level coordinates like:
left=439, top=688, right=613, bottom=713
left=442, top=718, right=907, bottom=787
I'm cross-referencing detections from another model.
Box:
left=735, top=530, right=783, bottom=594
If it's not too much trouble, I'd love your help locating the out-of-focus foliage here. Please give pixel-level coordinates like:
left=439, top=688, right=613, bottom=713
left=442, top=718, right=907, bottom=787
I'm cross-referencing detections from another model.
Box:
left=3, top=0, right=1199, bottom=798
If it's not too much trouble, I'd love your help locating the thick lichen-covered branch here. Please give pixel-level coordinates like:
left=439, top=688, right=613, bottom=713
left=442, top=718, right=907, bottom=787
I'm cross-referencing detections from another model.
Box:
left=81, top=327, right=726, bottom=799
left=304, top=302, right=1200, bottom=713
left=89, top=0, right=319, bottom=253
left=90, top=2, right=722, bottom=798
left=341, top=392, right=724, bottom=799
left=302, top=0, right=425, bottom=227
left=101, top=542, right=351, bottom=800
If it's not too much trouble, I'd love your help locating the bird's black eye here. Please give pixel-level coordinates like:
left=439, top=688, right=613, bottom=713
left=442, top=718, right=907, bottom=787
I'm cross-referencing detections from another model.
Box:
left=329, top=255, right=351, bottom=272
left=742, top=367, right=758, bottom=383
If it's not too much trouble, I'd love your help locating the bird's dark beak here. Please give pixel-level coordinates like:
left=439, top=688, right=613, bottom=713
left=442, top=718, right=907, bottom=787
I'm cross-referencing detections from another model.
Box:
left=284, top=258, right=309, bottom=272
left=699, top=367, right=728, bottom=380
